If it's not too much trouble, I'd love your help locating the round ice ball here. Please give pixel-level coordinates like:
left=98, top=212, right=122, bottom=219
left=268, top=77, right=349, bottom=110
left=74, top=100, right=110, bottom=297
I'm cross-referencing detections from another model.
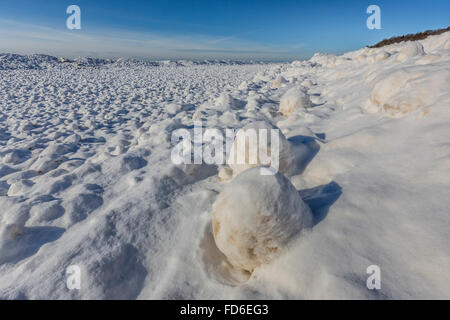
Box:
left=227, top=121, right=293, bottom=178
left=279, top=87, right=311, bottom=116
left=212, top=167, right=312, bottom=272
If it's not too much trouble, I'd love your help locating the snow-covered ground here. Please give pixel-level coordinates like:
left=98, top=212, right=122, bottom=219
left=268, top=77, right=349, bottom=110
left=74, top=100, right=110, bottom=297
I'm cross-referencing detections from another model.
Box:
left=0, top=32, right=449, bottom=299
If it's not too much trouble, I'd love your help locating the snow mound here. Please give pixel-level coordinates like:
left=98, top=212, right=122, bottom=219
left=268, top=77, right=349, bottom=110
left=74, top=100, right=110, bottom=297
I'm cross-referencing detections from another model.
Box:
left=367, top=51, right=391, bottom=63
left=309, top=53, right=337, bottom=66
left=301, top=79, right=314, bottom=88
left=165, top=103, right=181, bottom=115
left=271, top=76, right=288, bottom=88
left=215, top=93, right=245, bottom=110
left=245, top=94, right=262, bottom=110
left=279, top=87, right=311, bottom=116
left=227, top=121, right=294, bottom=179
left=366, top=67, right=450, bottom=117
left=212, top=167, right=312, bottom=272
left=396, top=41, right=425, bottom=62
left=7, top=179, right=34, bottom=196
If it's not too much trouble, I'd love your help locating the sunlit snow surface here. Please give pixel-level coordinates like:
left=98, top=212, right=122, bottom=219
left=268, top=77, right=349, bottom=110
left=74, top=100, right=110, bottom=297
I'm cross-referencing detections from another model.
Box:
left=0, top=32, right=449, bottom=299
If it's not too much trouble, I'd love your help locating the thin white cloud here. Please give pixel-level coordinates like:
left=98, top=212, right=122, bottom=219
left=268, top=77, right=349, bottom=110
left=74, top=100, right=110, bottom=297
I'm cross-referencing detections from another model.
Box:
left=0, top=18, right=306, bottom=59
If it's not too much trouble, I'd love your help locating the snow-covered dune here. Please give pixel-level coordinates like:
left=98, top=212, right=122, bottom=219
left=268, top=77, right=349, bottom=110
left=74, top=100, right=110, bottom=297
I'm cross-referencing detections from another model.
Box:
left=0, top=32, right=449, bottom=299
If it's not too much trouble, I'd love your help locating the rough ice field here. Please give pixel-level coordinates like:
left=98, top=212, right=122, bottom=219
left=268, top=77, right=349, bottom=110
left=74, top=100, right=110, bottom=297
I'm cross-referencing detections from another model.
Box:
left=0, top=32, right=449, bottom=299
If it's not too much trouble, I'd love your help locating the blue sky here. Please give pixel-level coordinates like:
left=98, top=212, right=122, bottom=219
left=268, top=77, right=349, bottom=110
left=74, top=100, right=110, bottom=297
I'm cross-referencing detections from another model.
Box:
left=0, top=0, right=448, bottom=60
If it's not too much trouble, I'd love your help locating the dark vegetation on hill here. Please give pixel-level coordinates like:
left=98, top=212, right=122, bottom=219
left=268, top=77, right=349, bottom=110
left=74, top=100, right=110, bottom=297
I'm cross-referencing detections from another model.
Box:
left=368, top=26, right=450, bottom=48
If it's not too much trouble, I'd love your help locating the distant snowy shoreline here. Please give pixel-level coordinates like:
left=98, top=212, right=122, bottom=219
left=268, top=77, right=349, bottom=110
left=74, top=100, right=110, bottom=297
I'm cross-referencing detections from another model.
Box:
left=0, top=53, right=273, bottom=70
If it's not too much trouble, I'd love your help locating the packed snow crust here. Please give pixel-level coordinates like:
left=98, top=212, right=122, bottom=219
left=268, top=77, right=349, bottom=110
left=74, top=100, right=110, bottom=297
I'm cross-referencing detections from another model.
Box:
left=0, top=32, right=449, bottom=299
